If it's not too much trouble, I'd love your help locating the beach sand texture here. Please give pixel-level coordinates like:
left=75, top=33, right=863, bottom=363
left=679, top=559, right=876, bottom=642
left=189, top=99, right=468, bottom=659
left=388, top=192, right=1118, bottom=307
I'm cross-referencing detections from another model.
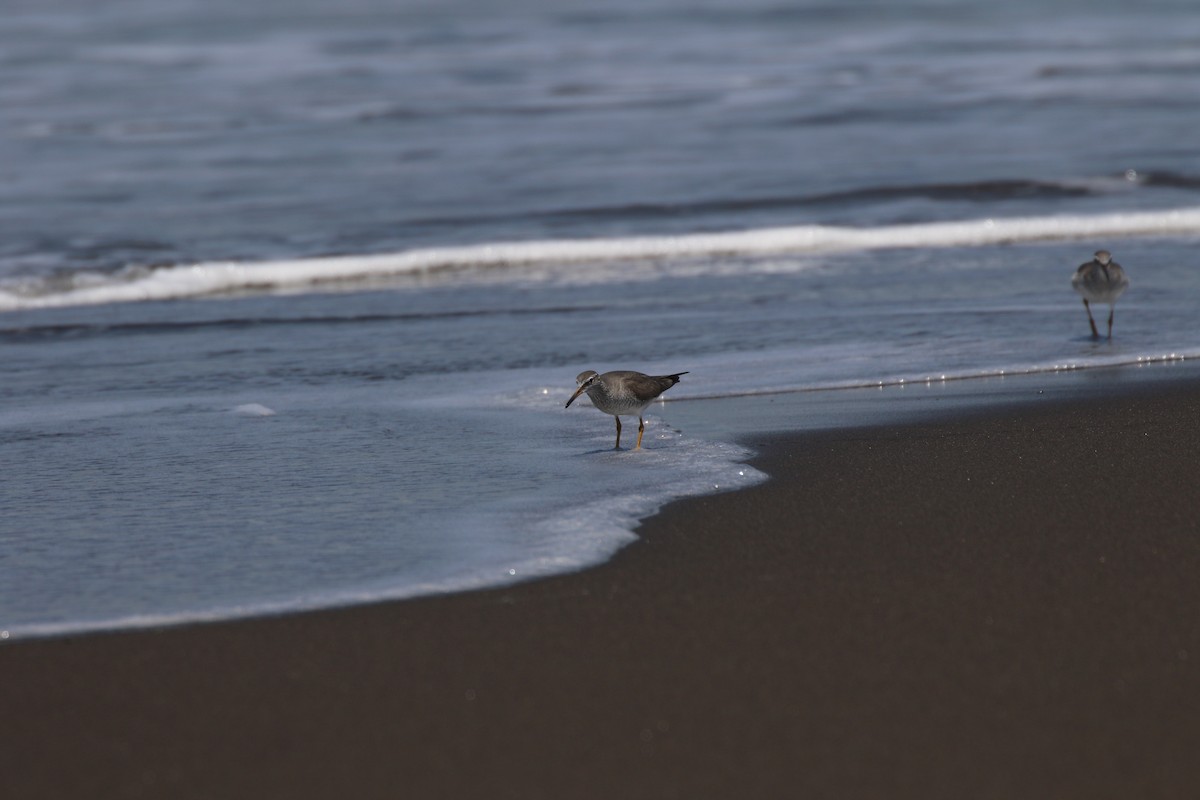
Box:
left=4, top=375, right=1200, bottom=799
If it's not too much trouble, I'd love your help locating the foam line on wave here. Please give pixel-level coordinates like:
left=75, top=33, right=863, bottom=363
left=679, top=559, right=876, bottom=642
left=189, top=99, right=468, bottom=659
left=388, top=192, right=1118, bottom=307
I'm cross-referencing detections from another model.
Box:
left=665, top=350, right=1200, bottom=403
left=2, top=207, right=1199, bottom=311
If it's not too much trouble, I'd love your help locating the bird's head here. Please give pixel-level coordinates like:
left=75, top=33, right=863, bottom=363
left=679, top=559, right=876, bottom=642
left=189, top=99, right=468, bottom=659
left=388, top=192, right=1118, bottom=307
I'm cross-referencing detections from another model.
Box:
left=565, top=370, right=600, bottom=408
left=1094, top=250, right=1112, bottom=266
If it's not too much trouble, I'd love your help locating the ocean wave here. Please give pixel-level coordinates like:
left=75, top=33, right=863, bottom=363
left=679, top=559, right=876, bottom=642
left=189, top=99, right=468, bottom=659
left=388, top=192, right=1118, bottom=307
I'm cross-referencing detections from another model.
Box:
left=0, top=305, right=605, bottom=341
left=401, top=171, right=1192, bottom=229
left=3, top=206, right=1199, bottom=312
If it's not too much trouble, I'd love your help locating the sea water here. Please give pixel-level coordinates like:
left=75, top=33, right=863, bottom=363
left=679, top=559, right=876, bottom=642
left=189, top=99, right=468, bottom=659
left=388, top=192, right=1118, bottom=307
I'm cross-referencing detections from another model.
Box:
left=3, top=0, right=1200, bottom=638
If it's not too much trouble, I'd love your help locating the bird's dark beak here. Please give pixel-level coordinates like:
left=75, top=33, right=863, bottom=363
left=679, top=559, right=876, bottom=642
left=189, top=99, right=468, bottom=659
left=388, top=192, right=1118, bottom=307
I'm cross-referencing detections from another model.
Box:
left=565, top=386, right=586, bottom=409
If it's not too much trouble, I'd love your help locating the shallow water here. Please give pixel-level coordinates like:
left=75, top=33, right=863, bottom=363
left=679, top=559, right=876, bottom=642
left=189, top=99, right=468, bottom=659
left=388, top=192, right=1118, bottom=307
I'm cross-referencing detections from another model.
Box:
left=2, top=0, right=1199, bottom=638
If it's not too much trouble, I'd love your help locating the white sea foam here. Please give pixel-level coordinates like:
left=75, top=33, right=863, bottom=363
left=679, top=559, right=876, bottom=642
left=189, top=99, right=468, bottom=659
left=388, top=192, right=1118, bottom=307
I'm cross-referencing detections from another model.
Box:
left=659, top=347, right=1200, bottom=402
left=2, top=207, right=1199, bottom=312
left=232, top=403, right=277, bottom=417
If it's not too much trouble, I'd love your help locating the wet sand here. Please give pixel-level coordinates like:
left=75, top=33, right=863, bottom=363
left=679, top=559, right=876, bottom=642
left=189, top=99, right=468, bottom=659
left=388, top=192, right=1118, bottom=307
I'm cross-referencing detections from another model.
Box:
left=5, top=372, right=1200, bottom=799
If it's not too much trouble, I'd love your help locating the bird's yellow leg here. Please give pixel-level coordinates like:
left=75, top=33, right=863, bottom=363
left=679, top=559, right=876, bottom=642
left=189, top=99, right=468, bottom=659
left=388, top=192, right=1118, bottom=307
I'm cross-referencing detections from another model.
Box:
left=636, top=417, right=645, bottom=449
left=614, top=416, right=622, bottom=450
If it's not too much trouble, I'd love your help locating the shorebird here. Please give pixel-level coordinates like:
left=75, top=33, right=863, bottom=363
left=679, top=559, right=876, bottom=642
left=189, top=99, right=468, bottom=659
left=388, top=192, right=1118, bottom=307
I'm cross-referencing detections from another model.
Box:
left=565, top=370, right=687, bottom=450
left=1072, top=249, right=1129, bottom=340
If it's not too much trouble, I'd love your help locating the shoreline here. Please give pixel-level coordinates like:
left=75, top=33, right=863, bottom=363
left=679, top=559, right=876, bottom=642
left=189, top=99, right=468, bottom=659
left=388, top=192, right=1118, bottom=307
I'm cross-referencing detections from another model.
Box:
left=5, top=365, right=1200, bottom=797
left=7, top=360, right=1197, bottom=644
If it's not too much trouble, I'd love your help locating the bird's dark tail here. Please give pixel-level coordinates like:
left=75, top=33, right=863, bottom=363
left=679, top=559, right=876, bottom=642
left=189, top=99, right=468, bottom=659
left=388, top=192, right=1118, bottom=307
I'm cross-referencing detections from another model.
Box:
left=659, top=371, right=688, bottom=388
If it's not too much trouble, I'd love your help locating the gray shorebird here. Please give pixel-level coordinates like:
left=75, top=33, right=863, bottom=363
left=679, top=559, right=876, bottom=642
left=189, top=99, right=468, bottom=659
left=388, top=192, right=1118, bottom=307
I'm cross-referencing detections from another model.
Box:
left=1072, top=249, right=1129, bottom=339
left=565, top=370, right=687, bottom=450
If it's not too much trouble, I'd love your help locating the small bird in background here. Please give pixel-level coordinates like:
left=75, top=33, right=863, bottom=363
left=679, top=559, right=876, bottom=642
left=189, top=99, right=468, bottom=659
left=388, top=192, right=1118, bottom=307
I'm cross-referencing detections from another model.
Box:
left=1072, top=249, right=1129, bottom=340
left=565, top=370, right=687, bottom=450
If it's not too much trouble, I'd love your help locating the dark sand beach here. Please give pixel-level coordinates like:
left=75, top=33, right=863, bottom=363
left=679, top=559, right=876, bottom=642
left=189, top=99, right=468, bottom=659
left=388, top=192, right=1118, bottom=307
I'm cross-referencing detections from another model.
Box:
left=5, top=371, right=1200, bottom=799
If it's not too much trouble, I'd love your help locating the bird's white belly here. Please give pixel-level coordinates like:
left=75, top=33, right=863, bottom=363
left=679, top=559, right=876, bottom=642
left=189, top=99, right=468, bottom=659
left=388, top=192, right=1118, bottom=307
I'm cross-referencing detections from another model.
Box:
left=587, top=392, right=651, bottom=417
left=1076, top=283, right=1126, bottom=304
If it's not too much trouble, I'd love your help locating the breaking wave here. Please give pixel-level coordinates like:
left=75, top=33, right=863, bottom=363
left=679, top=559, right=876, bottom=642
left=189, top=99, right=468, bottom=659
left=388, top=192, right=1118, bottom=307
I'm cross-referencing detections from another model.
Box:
left=3, top=206, right=1199, bottom=312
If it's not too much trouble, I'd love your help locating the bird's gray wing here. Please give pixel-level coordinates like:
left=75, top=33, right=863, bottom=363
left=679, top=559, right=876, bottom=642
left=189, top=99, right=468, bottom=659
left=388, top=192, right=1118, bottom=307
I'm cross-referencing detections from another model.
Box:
left=621, top=372, right=677, bottom=400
